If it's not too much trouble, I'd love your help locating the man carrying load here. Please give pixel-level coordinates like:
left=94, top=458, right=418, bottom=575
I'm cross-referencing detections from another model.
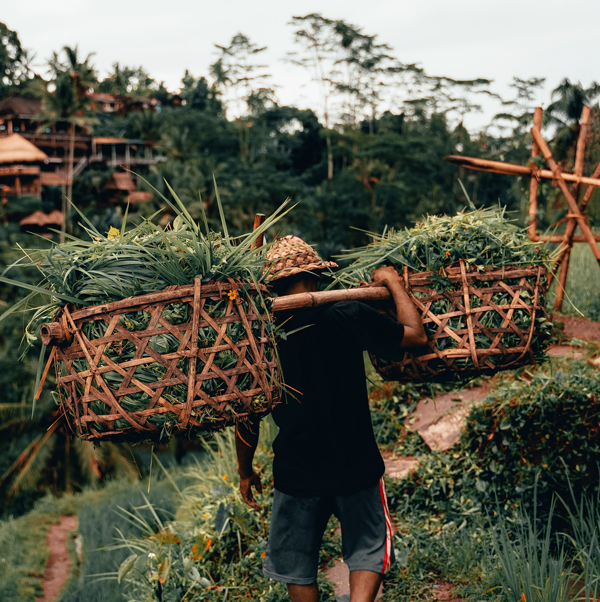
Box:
left=236, top=235, right=427, bottom=602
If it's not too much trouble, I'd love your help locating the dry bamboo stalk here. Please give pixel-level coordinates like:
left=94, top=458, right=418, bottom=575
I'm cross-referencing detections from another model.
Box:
left=531, top=128, right=600, bottom=264
left=554, top=106, right=591, bottom=310
left=445, top=155, right=600, bottom=188
left=272, top=286, right=391, bottom=312
left=528, top=107, right=543, bottom=240
left=69, top=283, right=228, bottom=320
left=179, top=277, right=201, bottom=429
left=460, top=259, right=479, bottom=369
left=34, top=346, right=56, bottom=401
left=532, top=233, right=600, bottom=243
left=251, top=213, right=266, bottom=250
left=581, top=161, right=600, bottom=210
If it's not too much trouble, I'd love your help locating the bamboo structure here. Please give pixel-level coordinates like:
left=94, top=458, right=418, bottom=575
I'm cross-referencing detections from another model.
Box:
left=445, top=106, right=600, bottom=312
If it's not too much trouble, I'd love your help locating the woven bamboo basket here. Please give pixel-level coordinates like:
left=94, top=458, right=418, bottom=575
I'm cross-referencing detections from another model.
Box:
left=371, top=261, right=550, bottom=382
left=43, top=278, right=280, bottom=442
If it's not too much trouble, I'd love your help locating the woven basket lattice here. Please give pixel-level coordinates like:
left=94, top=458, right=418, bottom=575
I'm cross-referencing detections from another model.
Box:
left=371, top=261, right=549, bottom=382
left=53, top=278, right=279, bottom=441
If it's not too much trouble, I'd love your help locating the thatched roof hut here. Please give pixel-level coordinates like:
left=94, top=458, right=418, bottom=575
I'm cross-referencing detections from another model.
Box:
left=104, top=171, right=137, bottom=192
left=0, top=133, right=48, bottom=163
left=19, top=210, right=64, bottom=227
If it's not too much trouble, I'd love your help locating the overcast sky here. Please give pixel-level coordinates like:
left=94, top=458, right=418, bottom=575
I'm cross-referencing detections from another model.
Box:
left=4, top=0, right=599, bottom=131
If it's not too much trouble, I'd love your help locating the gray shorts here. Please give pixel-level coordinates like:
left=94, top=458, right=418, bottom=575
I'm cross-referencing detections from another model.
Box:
left=263, top=477, right=394, bottom=585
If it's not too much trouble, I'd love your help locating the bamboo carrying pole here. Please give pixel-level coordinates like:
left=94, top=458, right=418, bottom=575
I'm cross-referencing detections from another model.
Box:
left=272, top=287, right=391, bottom=312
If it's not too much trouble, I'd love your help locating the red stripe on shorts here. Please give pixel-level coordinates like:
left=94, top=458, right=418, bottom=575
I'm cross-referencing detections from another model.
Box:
left=378, top=477, right=393, bottom=573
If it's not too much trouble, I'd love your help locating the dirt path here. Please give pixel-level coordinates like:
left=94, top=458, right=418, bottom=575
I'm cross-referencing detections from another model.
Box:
left=557, top=314, right=600, bottom=342
left=37, top=515, right=78, bottom=602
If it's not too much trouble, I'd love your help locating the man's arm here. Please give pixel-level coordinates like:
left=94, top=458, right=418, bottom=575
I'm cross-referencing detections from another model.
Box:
left=371, top=266, right=427, bottom=348
left=235, top=416, right=263, bottom=511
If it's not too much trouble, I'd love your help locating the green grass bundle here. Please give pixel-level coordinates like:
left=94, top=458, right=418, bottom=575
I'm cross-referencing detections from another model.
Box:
left=336, top=206, right=550, bottom=286
left=1, top=183, right=290, bottom=441
left=336, top=207, right=554, bottom=380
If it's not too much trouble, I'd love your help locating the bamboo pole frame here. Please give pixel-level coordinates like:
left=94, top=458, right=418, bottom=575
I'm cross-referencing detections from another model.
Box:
left=445, top=105, right=600, bottom=312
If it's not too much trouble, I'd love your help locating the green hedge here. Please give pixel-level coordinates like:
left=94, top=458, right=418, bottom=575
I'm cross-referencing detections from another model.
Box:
left=394, top=362, right=600, bottom=515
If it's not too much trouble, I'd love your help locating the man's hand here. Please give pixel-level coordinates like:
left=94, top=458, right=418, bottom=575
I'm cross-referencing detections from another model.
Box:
left=370, top=265, right=428, bottom=348
left=239, top=470, right=263, bottom=511
left=371, top=265, right=404, bottom=288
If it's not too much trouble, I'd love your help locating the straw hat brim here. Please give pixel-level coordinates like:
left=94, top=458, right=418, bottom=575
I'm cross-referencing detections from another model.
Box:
left=267, top=260, right=338, bottom=281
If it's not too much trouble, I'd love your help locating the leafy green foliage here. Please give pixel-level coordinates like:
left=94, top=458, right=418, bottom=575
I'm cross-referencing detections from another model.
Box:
left=369, top=379, right=432, bottom=452
left=397, top=360, right=600, bottom=517
left=107, top=423, right=336, bottom=601
left=55, top=480, right=179, bottom=602
left=9, top=194, right=288, bottom=313
left=336, top=207, right=551, bottom=286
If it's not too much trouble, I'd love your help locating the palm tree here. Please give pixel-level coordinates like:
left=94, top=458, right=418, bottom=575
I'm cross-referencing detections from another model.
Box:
left=128, top=109, right=162, bottom=141
left=546, top=79, right=600, bottom=164
left=36, top=46, right=98, bottom=241
left=35, top=72, right=97, bottom=242
left=0, top=399, right=140, bottom=507
left=48, top=45, right=97, bottom=97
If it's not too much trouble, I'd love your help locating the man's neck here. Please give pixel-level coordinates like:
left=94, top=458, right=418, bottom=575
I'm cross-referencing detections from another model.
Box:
left=280, top=277, right=319, bottom=297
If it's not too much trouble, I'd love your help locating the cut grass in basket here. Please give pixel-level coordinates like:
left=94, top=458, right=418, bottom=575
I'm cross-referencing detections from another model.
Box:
left=0, top=177, right=293, bottom=439
left=335, top=206, right=552, bottom=287
left=334, top=207, right=555, bottom=381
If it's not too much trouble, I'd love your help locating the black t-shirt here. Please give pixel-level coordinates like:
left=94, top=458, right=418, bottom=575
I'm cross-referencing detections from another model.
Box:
left=270, top=300, right=405, bottom=497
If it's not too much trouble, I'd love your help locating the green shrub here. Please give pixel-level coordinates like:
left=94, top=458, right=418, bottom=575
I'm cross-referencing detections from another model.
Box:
left=369, top=380, right=431, bottom=452
left=111, top=424, right=337, bottom=601
left=396, top=361, right=600, bottom=515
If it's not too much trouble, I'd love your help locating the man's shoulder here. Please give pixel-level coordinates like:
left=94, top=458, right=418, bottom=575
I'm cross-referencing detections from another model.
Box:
left=328, top=300, right=379, bottom=320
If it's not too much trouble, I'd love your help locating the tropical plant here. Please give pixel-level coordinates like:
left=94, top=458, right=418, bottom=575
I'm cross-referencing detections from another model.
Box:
left=0, top=22, right=31, bottom=96
left=101, top=421, right=336, bottom=601
left=398, top=358, right=600, bottom=517
left=335, top=206, right=551, bottom=286
left=546, top=78, right=600, bottom=164
left=33, top=68, right=98, bottom=241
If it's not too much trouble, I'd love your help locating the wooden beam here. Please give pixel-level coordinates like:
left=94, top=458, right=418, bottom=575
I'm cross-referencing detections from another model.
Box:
left=554, top=106, right=591, bottom=311
left=531, top=233, right=600, bottom=243
left=445, top=155, right=600, bottom=188
left=528, top=107, right=543, bottom=240
left=251, top=213, right=266, bottom=250
left=531, top=127, right=600, bottom=264
left=581, top=161, right=600, bottom=210
left=272, top=287, right=391, bottom=312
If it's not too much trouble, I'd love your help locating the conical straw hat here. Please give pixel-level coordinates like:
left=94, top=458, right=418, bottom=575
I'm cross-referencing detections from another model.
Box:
left=264, top=235, right=338, bottom=281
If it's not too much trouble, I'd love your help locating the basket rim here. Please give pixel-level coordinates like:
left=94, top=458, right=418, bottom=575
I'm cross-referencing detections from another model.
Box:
left=400, top=262, right=547, bottom=285
left=65, top=279, right=269, bottom=322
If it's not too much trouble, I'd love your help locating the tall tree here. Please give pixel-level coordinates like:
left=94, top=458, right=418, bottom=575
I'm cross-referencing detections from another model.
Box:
left=494, top=76, right=546, bottom=134
left=47, top=45, right=97, bottom=101
left=0, top=22, right=31, bottom=96
left=547, top=78, right=600, bottom=164
left=288, top=14, right=339, bottom=179
left=34, top=73, right=97, bottom=241
left=210, top=33, right=272, bottom=118
left=98, top=63, right=155, bottom=97
left=210, top=33, right=273, bottom=162
left=180, top=70, right=222, bottom=113
left=330, top=21, right=401, bottom=131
